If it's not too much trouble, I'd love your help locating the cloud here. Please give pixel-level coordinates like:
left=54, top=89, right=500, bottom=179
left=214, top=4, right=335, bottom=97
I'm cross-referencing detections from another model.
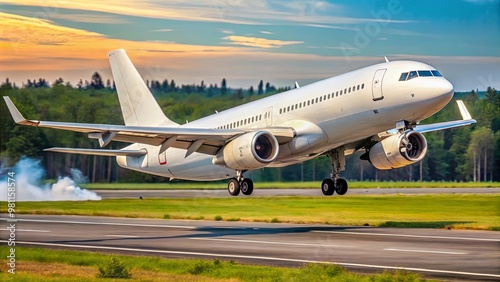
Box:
left=154, top=29, right=173, bottom=32
left=260, top=31, right=274, bottom=35
left=50, top=13, right=129, bottom=24
left=222, top=35, right=303, bottom=48
left=0, top=0, right=412, bottom=27
left=0, top=12, right=103, bottom=46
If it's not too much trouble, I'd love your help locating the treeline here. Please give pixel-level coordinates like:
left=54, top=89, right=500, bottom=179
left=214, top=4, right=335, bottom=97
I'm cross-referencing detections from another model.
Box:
left=0, top=75, right=499, bottom=183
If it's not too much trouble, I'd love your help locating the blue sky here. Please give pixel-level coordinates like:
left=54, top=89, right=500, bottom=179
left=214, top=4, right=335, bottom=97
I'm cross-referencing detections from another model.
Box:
left=1, top=0, right=499, bottom=90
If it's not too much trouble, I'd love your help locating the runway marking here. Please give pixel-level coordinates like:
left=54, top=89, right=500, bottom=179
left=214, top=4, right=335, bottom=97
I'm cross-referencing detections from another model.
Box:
left=190, top=237, right=351, bottom=248
left=313, top=231, right=500, bottom=242
left=1, top=229, right=50, bottom=233
left=0, top=218, right=196, bottom=230
left=385, top=248, right=467, bottom=255
left=106, top=235, right=141, bottom=238
left=4, top=240, right=499, bottom=279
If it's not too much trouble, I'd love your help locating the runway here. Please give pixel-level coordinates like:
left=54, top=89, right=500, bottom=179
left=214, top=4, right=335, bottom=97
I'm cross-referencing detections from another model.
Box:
left=2, top=214, right=499, bottom=281
left=94, top=187, right=500, bottom=199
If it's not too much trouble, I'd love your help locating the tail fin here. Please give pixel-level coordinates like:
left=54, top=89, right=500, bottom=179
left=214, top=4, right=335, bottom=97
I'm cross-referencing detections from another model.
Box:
left=108, top=49, right=179, bottom=127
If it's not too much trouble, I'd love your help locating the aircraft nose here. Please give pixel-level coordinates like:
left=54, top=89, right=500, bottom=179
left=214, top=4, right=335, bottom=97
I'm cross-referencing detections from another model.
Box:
left=426, top=78, right=454, bottom=100
left=436, top=79, right=454, bottom=97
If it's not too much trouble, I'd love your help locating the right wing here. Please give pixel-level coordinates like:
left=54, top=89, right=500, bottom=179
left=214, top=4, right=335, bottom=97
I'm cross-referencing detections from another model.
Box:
left=3, top=96, right=295, bottom=156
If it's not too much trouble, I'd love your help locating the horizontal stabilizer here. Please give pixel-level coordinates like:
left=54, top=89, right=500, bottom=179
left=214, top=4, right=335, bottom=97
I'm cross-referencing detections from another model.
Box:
left=44, top=147, right=147, bottom=157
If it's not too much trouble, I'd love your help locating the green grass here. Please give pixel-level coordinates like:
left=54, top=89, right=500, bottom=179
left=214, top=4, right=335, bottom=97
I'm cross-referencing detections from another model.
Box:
left=4, top=194, right=499, bottom=230
left=0, top=247, right=435, bottom=281
left=81, top=181, right=500, bottom=190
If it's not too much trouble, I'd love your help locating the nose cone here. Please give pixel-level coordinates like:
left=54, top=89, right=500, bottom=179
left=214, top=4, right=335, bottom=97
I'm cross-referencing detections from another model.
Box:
left=422, top=78, right=454, bottom=102
left=436, top=79, right=454, bottom=98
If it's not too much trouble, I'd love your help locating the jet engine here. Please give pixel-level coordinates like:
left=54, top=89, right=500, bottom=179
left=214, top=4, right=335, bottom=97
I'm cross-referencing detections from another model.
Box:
left=212, top=131, right=279, bottom=170
left=369, top=131, right=427, bottom=170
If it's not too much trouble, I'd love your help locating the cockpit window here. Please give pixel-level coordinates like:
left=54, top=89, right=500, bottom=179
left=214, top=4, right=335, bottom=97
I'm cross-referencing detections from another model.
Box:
left=431, top=70, right=442, bottom=77
left=418, top=70, right=433, bottom=77
left=408, top=71, right=418, bottom=80
left=399, top=69, right=443, bottom=81
left=399, top=72, right=408, bottom=81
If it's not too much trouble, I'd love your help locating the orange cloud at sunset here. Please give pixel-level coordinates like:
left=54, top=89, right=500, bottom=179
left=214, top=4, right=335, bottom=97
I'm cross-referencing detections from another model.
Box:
left=222, top=36, right=303, bottom=48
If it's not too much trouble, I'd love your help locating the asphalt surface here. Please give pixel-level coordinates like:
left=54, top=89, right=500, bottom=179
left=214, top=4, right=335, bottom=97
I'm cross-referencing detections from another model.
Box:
left=94, top=187, right=500, bottom=199
left=1, top=214, right=499, bottom=281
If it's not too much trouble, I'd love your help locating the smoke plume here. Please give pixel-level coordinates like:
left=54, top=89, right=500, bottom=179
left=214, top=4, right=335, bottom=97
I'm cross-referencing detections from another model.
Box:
left=0, top=157, right=101, bottom=201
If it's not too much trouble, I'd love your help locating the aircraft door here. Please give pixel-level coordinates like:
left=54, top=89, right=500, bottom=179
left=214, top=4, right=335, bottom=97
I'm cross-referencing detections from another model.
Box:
left=372, top=69, right=386, bottom=101
left=265, top=107, right=273, bottom=126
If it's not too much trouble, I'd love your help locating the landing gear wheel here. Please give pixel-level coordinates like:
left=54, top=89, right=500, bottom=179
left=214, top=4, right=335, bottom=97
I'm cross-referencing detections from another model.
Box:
left=228, top=178, right=240, bottom=196
left=241, top=179, right=254, bottom=195
left=321, top=179, right=335, bottom=196
left=335, top=178, right=348, bottom=195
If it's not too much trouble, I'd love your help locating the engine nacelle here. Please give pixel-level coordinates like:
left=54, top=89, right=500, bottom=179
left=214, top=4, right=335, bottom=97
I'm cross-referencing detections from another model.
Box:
left=369, top=131, right=428, bottom=170
left=212, top=131, right=279, bottom=170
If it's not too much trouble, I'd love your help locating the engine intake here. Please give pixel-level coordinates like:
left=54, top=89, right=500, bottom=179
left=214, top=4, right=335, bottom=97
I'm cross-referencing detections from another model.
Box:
left=369, top=131, right=427, bottom=170
left=212, top=131, right=279, bottom=170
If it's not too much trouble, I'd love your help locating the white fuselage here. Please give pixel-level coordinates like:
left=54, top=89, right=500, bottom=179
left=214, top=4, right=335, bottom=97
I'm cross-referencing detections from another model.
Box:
left=116, top=60, right=454, bottom=180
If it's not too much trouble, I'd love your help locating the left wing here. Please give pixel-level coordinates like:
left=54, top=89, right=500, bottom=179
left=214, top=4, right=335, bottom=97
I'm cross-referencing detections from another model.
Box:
left=413, top=100, right=476, bottom=133
left=382, top=100, right=476, bottom=136
left=3, top=96, right=295, bottom=156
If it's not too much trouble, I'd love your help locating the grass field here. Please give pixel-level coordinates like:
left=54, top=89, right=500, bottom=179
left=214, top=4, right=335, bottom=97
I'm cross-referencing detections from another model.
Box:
left=0, top=247, right=433, bottom=281
left=4, top=194, right=499, bottom=230
left=82, top=181, right=500, bottom=190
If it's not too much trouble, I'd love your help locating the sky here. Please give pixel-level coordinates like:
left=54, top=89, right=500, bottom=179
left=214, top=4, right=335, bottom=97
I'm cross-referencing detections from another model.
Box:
left=0, top=0, right=499, bottom=91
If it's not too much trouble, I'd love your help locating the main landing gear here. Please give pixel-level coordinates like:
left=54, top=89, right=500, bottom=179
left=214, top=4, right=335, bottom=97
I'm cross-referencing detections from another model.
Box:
left=321, top=148, right=349, bottom=196
left=227, top=170, right=254, bottom=196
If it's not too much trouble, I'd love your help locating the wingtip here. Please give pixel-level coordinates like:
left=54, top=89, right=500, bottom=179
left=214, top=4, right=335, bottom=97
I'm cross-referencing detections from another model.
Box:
left=3, top=96, right=27, bottom=124
left=456, top=100, right=473, bottom=120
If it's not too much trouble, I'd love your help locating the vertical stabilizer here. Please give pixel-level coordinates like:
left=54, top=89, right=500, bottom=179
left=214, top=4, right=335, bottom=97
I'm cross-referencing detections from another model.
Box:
left=108, top=49, right=179, bottom=127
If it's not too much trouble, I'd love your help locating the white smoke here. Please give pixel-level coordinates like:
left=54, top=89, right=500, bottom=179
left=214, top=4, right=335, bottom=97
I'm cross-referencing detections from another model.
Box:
left=0, top=157, right=101, bottom=201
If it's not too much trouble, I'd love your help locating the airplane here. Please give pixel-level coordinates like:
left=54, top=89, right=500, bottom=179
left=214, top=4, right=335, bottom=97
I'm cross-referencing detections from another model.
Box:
left=3, top=49, right=476, bottom=196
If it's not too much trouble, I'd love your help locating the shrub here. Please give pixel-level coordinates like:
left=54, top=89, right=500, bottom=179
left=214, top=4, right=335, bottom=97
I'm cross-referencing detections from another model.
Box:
left=214, top=215, right=223, bottom=221
left=97, top=257, right=132, bottom=279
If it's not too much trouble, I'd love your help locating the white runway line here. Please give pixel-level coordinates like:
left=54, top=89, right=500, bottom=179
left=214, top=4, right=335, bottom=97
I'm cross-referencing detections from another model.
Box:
left=0, top=218, right=196, bottom=229
left=0, top=229, right=50, bottom=233
left=385, top=248, right=468, bottom=255
left=313, top=230, right=500, bottom=242
left=106, top=235, right=141, bottom=238
left=190, top=237, right=351, bottom=248
left=4, top=240, right=499, bottom=279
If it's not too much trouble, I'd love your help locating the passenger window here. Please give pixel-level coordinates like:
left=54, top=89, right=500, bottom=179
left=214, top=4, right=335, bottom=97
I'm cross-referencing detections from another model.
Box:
left=336, top=91, right=338, bottom=97
left=348, top=87, right=351, bottom=93
left=431, top=70, right=442, bottom=77
left=399, top=72, right=408, bottom=81
left=287, top=106, right=290, bottom=111
left=307, top=100, right=310, bottom=106
left=319, top=97, right=322, bottom=102
left=357, top=85, right=360, bottom=90
left=418, top=70, right=433, bottom=77
left=259, top=114, right=262, bottom=120
left=340, top=90, right=343, bottom=95
left=408, top=71, right=418, bottom=80
left=362, top=83, right=364, bottom=89
left=315, top=98, right=319, bottom=103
